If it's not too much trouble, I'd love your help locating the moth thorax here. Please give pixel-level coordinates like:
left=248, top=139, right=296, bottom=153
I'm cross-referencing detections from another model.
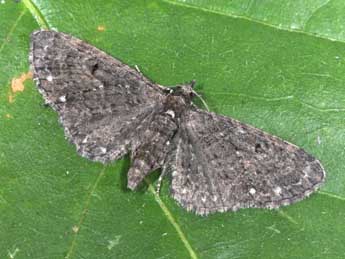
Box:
left=165, top=95, right=189, bottom=118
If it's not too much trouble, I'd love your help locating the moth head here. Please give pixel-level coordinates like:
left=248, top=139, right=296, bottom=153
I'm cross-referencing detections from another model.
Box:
left=173, top=80, right=196, bottom=100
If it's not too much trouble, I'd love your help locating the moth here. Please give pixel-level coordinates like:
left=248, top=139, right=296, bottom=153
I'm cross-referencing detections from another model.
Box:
left=30, top=30, right=325, bottom=215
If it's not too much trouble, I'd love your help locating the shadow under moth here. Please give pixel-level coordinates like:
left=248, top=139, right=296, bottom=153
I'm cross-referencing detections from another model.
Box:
left=29, top=30, right=325, bottom=216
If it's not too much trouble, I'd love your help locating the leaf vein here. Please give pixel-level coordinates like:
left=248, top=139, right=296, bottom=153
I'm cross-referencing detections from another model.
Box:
left=146, top=180, right=198, bottom=259
left=208, top=92, right=345, bottom=113
left=319, top=191, right=345, bottom=201
left=22, top=0, right=49, bottom=29
left=0, top=9, right=27, bottom=56
left=277, top=210, right=298, bottom=225
left=205, top=92, right=294, bottom=102
left=65, top=166, right=107, bottom=259
left=162, top=0, right=345, bottom=44
left=303, top=0, right=333, bottom=30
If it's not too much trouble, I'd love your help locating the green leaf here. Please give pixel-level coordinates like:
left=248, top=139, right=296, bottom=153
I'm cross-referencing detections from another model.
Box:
left=169, top=0, right=345, bottom=42
left=1, top=0, right=345, bottom=258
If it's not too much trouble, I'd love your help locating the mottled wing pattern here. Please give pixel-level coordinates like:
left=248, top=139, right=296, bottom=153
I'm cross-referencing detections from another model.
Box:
left=30, top=30, right=166, bottom=163
left=169, top=108, right=325, bottom=215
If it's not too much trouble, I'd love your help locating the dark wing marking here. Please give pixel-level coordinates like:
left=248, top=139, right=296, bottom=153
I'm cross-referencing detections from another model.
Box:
left=168, top=108, right=325, bottom=215
left=30, top=30, right=166, bottom=163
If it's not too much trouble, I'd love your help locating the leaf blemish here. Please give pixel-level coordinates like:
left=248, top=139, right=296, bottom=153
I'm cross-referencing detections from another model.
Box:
left=107, top=235, right=121, bottom=250
left=72, top=225, right=79, bottom=233
left=8, top=247, right=20, bottom=259
left=97, top=25, right=106, bottom=32
left=8, top=71, right=32, bottom=103
left=11, top=71, right=32, bottom=92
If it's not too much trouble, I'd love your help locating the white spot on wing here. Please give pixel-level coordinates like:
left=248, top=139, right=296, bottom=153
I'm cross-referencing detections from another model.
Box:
left=82, top=136, right=88, bottom=143
left=303, top=165, right=312, bottom=176
left=273, top=186, right=282, bottom=195
left=249, top=188, right=256, bottom=195
left=165, top=110, right=175, bottom=118
left=47, top=75, right=53, bottom=81
left=100, top=147, right=107, bottom=154
left=238, top=128, right=246, bottom=134
left=58, top=95, right=66, bottom=102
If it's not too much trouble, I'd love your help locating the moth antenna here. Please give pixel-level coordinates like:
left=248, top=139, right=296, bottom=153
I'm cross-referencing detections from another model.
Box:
left=190, top=80, right=196, bottom=88
left=189, top=80, right=209, bottom=111
left=193, top=90, right=210, bottom=111
left=134, top=65, right=141, bottom=73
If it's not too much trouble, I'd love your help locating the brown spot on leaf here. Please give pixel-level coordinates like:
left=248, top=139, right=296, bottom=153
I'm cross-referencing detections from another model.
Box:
left=5, top=114, right=13, bottom=119
left=11, top=71, right=32, bottom=92
left=8, top=71, right=32, bottom=103
left=97, top=25, right=106, bottom=32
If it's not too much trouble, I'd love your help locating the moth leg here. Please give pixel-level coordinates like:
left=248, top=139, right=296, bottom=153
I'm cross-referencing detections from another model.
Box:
left=155, top=165, right=169, bottom=194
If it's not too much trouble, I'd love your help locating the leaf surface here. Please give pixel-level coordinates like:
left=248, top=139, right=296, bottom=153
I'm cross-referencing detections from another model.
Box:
left=1, top=0, right=345, bottom=258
